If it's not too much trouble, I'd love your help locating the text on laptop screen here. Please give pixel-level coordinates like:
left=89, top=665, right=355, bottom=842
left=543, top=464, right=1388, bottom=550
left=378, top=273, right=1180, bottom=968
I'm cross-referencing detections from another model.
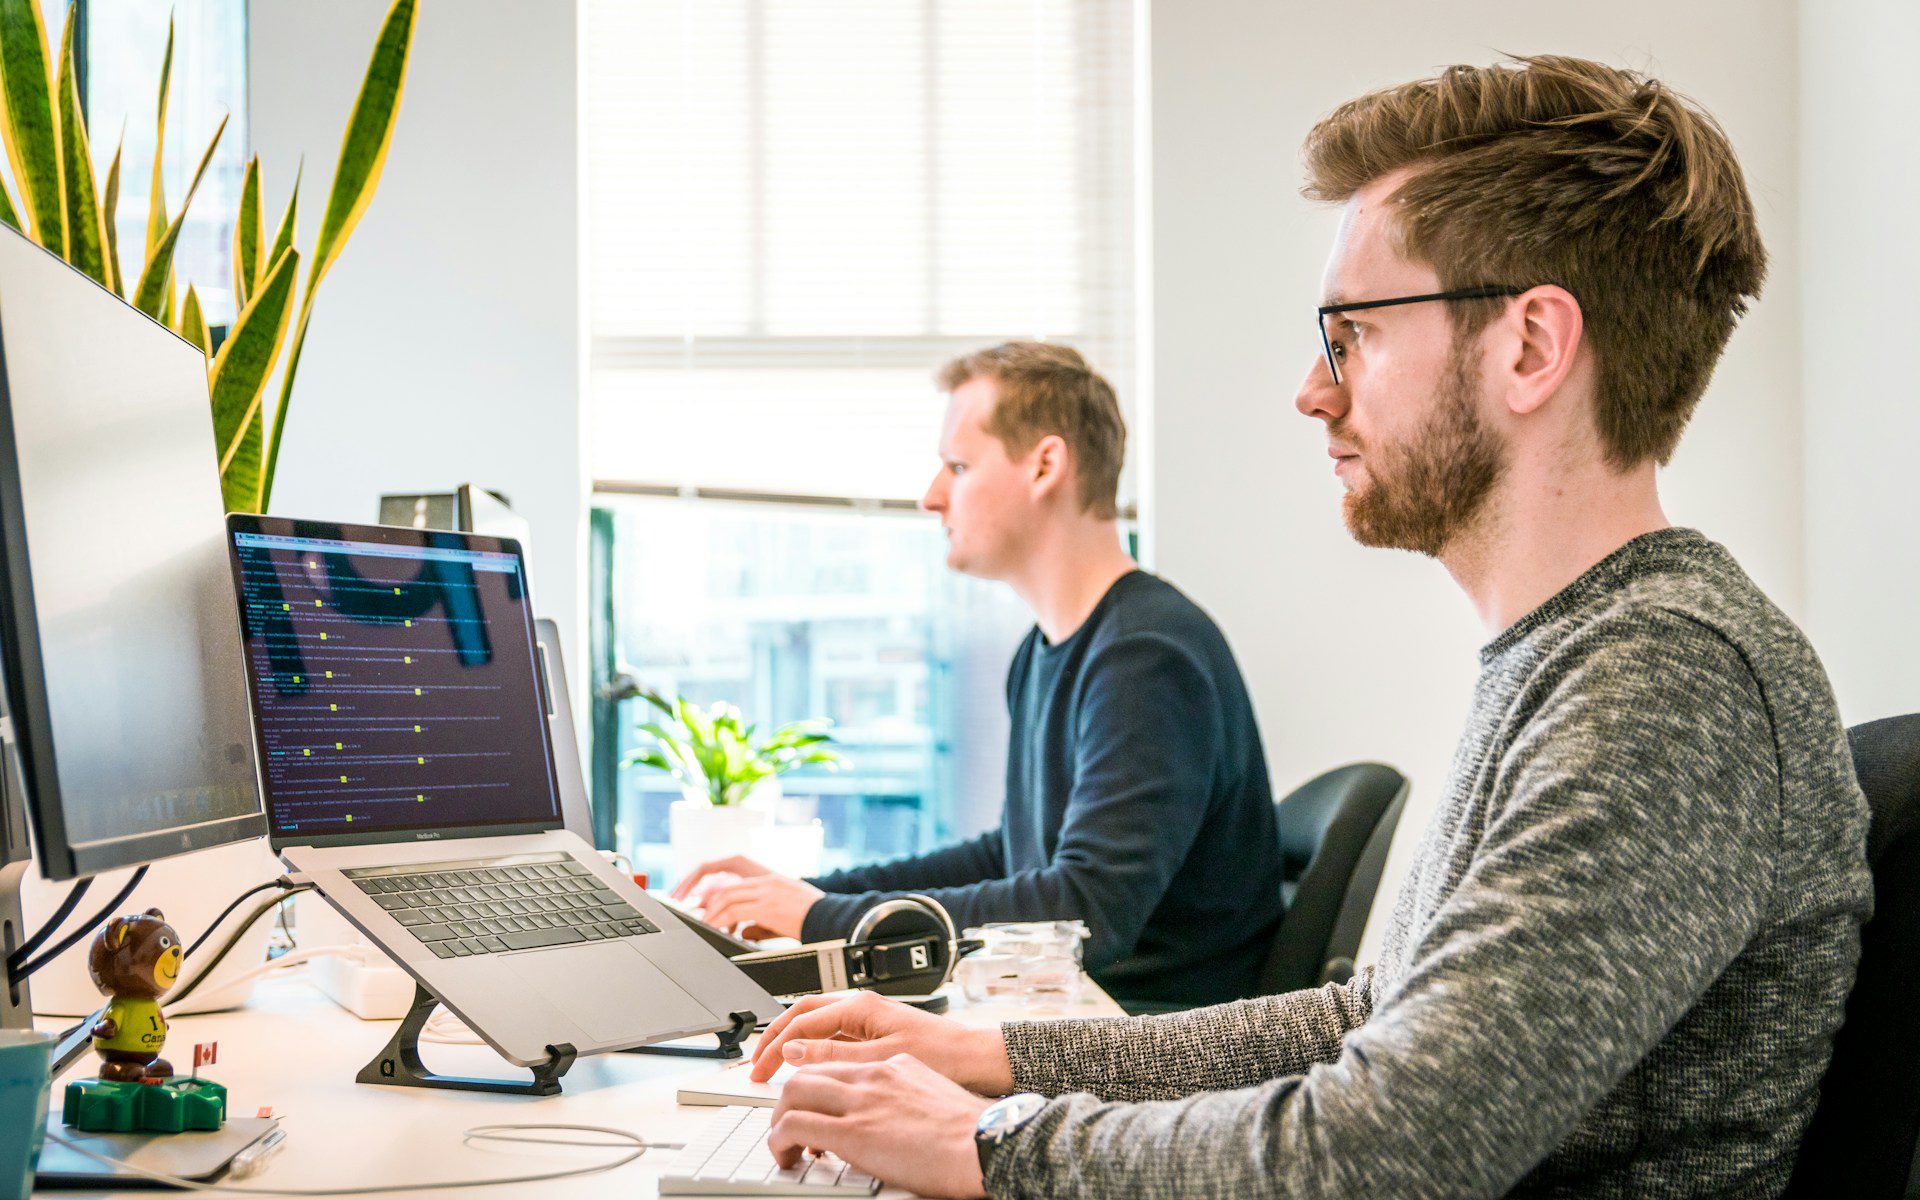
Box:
left=230, top=530, right=560, bottom=839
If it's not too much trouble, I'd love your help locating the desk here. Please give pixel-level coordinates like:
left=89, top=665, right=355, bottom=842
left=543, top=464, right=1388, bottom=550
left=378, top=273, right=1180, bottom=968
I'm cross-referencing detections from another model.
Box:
left=35, top=971, right=1123, bottom=1198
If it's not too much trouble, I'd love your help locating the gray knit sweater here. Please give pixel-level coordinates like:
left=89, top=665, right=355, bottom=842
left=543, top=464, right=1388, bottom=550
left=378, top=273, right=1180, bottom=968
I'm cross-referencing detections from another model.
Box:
left=985, top=529, right=1872, bottom=1199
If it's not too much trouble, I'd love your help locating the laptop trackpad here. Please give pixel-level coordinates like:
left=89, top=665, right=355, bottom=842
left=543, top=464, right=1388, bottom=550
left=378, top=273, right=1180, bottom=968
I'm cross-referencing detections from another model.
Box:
left=505, top=940, right=714, bottom=1041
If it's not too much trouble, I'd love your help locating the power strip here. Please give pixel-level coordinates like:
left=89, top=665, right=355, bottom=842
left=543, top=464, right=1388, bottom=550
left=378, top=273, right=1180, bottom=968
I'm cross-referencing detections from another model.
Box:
left=309, top=952, right=416, bottom=1021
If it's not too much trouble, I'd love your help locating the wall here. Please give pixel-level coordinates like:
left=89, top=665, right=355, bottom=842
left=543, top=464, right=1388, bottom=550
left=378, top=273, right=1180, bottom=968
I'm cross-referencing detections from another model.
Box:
left=1799, top=0, right=1920, bottom=730
left=1142, top=0, right=1804, bottom=957
left=246, top=0, right=585, bottom=665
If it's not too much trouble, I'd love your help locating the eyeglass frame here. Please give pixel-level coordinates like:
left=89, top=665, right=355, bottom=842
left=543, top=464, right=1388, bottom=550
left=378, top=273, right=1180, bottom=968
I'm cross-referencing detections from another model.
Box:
left=1316, top=285, right=1527, bottom=385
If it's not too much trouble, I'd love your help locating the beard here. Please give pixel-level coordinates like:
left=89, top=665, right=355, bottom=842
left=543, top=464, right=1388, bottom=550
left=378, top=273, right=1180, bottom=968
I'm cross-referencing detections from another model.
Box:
left=1337, top=343, right=1506, bottom=557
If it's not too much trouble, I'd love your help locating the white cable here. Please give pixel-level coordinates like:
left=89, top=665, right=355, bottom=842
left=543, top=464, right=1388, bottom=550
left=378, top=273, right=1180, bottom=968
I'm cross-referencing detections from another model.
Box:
left=420, top=1007, right=484, bottom=1045
left=41, top=1123, right=679, bottom=1195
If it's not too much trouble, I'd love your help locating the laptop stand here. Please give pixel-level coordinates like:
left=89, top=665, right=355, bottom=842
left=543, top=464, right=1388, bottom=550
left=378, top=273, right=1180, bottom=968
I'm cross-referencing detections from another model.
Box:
left=622, top=1009, right=757, bottom=1060
left=357, top=982, right=577, bottom=1096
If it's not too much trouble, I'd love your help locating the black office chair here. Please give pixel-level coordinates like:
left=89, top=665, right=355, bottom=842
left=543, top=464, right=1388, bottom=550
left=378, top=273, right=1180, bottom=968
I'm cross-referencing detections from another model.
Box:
left=1786, top=714, right=1920, bottom=1199
left=1256, top=762, right=1408, bottom=995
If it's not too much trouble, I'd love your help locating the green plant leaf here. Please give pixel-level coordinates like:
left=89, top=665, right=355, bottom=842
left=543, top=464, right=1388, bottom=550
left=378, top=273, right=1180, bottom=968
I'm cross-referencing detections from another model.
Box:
left=0, top=170, right=19, bottom=233
left=258, top=0, right=416, bottom=512
left=99, top=128, right=123, bottom=295
left=209, top=245, right=298, bottom=507
left=0, top=0, right=64, bottom=254
left=130, top=113, right=226, bottom=319
left=265, top=161, right=299, bottom=276
left=620, top=749, right=674, bottom=773
left=637, top=689, right=677, bottom=719
left=144, top=14, right=171, bottom=262
left=178, top=283, right=209, bottom=356
left=54, top=10, right=105, bottom=284
left=233, top=155, right=261, bottom=309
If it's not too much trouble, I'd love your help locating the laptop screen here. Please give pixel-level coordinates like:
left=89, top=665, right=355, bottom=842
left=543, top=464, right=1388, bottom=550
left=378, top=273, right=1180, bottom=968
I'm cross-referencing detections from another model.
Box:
left=226, top=518, right=562, bottom=845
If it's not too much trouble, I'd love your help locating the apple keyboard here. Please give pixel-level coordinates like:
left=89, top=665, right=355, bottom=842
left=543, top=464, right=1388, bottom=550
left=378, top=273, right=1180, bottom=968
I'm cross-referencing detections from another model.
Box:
left=658, top=1105, right=880, bottom=1196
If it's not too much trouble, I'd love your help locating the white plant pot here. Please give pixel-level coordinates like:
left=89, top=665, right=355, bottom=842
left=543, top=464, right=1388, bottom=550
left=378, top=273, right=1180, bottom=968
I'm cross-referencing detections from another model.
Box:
left=668, top=780, right=778, bottom=888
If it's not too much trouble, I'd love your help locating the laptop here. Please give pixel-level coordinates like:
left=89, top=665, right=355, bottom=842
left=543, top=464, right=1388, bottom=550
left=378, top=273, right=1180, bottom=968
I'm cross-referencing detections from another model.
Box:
left=223, top=515, right=782, bottom=1067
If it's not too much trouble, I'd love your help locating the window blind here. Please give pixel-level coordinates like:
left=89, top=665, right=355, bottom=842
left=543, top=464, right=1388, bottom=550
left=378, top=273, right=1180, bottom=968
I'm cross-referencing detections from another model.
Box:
left=584, top=0, right=1136, bottom=503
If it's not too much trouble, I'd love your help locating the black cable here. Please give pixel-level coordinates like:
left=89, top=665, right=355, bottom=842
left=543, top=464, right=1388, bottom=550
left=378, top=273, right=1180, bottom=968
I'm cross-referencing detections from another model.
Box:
left=184, top=878, right=296, bottom=959
left=9, top=865, right=146, bottom=985
left=165, top=883, right=314, bottom=1008
left=5, top=875, right=92, bottom=971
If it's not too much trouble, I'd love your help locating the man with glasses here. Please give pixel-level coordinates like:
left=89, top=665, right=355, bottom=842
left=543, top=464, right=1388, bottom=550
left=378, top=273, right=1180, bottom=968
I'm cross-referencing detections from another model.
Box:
left=727, top=56, right=1873, bottom=1199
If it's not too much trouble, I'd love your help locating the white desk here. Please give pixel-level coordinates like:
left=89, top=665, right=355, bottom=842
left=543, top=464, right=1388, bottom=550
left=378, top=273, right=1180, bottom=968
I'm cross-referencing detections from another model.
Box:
left=35, top=971, right=1123, bottom=1198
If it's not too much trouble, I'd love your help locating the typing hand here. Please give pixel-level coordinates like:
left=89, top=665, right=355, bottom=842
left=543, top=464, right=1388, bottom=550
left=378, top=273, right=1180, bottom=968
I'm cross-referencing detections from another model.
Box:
left=700, top=872, right=824, bottom=940
left=769, top=1054, right=991, bottom=1200
left=670, top=854, right=777, bottom=903
left=750, top=990, right=1014, bottom=1095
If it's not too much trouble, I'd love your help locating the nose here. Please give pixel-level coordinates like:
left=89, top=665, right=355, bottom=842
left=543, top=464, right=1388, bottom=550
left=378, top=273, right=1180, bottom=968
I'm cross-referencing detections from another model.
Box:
left=1295, top=352, right=1347, bottom=424
left=919, top=470, right=946, bottom=515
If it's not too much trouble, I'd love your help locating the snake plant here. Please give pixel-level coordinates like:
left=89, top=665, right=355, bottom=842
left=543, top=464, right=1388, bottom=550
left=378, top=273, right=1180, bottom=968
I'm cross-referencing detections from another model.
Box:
left=0, top=0, right=415, bottom=513
left=622, top=691, right=847, bottom=807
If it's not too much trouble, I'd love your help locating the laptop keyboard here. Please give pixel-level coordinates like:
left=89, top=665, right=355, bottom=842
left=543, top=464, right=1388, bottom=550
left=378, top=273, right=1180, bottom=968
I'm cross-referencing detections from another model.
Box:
left=659, top=1106, right=880, bottom=1195
left=345, top=853, right=660, bottom=960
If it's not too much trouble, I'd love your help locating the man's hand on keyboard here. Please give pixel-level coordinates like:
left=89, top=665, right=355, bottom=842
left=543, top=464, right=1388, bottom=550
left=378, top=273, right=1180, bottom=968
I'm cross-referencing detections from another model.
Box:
left=700, top=870, right=824, bottom=940
left=769, top=1054, right=991, bottom=1200
left=750, top=991, right=1014, bottom=1095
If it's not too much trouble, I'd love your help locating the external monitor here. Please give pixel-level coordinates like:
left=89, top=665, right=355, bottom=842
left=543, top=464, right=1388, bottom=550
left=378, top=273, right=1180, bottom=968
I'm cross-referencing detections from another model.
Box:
left=0, top=226, right=265, bottom=882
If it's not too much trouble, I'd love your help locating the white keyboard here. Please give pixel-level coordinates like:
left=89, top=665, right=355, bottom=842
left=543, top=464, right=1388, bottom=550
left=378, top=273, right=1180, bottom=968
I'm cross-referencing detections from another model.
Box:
left=658, top=1105, right=881, bottom=1196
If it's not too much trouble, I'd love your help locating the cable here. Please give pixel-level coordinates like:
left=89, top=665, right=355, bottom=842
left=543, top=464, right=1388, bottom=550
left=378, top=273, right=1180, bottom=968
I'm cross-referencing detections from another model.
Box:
left=9, top=865, right=147, bottom=985
left=166, top=885, right=315, bottom=1008
left=4, top=875, right=91, bottom=971
left=186, top=879, right=299, bottom=959
left=40, top=1123, right=677, bottom=1194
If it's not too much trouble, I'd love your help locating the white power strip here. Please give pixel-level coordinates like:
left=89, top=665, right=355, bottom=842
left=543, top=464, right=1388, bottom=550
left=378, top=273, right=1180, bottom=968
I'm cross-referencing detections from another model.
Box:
left=309, top=952, right=417, bottom=1020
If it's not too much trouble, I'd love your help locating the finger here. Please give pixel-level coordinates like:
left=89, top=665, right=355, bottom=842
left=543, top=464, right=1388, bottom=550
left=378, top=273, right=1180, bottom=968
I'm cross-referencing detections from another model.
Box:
left=751, top=994, right=842, bottom=1074
left=781, top=1036, right=895, bottom=1069
left=778, top=1069, right=858, bottom=1116
left=671, top=856, right=759, bottom=900
left=701, top=888, right=762, bottom=932
left=750, top=995, right=867, bottom=1080
left=768, top=1109, right=841, bottom=1168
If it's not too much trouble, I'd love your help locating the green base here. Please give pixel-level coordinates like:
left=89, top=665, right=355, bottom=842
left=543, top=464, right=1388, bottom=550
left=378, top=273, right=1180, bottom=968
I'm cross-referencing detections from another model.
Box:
left=62, top=1077, right=228, bottom=1133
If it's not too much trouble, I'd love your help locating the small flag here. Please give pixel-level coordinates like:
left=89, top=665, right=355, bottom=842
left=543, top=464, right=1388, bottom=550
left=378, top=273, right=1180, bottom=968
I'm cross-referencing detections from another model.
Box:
left=193, top=1041, right=218, bottom=1070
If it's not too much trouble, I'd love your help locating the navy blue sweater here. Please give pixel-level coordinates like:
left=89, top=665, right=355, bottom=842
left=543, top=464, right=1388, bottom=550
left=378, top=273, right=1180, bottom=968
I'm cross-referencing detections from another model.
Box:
left=801, top=571, right=1284, bottom=1007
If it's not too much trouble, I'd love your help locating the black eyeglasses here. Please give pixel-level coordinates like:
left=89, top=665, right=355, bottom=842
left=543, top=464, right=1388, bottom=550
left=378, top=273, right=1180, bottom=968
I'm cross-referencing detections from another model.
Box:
left=1317, top=285, right=1525, bottom=384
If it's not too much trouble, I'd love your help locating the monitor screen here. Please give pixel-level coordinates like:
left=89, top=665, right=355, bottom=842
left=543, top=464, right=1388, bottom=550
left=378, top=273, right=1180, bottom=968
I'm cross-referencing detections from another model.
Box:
left=226, top=518, right=562, bottom=845
left=0, top=228, right=264, bottom=879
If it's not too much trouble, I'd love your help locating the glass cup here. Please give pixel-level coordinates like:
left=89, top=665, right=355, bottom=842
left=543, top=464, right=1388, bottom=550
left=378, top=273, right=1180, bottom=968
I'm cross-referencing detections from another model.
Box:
left=956, top=921, right=1090, bottom=1004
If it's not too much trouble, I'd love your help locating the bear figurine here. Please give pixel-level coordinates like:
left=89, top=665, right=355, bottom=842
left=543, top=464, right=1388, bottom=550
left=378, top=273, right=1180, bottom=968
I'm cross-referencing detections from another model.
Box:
left=86, top=907, right=183, bottom=1083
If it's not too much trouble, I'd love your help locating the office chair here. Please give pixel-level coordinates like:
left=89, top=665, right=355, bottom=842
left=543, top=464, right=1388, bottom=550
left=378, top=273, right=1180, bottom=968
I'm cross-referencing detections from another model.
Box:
left=1786, top=713, right=1920, bottom=1199
left=1256, top=762, right=1409, bottom=995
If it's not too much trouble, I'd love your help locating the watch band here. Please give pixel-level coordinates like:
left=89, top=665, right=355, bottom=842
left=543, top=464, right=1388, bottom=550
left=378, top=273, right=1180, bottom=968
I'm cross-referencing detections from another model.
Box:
left=975, top=1092, right=1048, bottom=1178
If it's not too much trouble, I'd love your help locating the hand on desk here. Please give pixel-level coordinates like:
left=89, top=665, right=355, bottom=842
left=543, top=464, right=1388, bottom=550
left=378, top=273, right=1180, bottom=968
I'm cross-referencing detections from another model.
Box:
left=769, top=1054, right=991, bottom=1200
left=751, top=991, right=1014, bottom=1096
left=673, top=855, right=823, bottom=940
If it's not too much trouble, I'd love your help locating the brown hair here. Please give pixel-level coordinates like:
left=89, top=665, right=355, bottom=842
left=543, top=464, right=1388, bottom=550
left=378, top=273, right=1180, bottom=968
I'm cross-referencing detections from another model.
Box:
left=1303, top=54, right=1767, bottom=467
left=936, top=341, right=1126, bottom=519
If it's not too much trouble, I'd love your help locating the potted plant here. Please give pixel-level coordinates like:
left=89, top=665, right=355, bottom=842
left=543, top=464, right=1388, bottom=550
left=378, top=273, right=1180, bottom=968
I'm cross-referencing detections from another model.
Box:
left=621, top=692, right=845, bottom=884
left=0, top=0, right=415, bottom=513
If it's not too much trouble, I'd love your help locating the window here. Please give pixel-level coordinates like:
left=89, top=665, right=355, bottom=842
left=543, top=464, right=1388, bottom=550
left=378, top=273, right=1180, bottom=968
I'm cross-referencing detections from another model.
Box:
left=84, top=0, right=249, bottom=325
left=583, top=0, right=1136, bottom=879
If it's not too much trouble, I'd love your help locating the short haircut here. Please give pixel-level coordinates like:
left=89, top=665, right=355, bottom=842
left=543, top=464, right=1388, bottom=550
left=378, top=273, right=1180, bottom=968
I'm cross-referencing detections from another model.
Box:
left=1303, top=55, right=1767, bottom=468
left=936, top=341, right=1126, bottom=519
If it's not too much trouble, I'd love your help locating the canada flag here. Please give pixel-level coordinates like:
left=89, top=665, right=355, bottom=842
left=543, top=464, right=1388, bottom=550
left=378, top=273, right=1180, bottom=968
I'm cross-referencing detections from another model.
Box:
left=192, top=1042, right=218, bottom=1070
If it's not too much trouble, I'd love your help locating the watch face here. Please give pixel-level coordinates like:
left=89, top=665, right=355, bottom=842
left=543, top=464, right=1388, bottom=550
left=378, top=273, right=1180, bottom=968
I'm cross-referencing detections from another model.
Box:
left=978, top=1092, right=1049, bottom=1143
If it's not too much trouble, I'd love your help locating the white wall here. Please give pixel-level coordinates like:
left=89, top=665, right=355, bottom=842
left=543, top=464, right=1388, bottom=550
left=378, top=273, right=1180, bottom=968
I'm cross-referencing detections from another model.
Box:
left=247, top=0, right=585, bottom=663
left=1800, top=0, right=1920, bottom=730
left=1143, top=0, right=1804, bottom=957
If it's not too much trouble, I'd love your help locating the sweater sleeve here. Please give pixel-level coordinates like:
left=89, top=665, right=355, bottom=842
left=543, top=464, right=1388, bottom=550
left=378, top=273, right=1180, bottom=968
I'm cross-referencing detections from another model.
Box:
left=799, top=831, right=1006, bottom=941
left=1002, top=969, right=1374, bottom=1101
left=801, top=634, right=1224, bottom=962
left=984, top=614, right=1782, bottom=1199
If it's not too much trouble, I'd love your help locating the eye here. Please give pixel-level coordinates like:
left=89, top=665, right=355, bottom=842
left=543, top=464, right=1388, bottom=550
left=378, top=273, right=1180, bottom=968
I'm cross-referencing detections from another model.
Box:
left=947, top=462, right=966, bottom=476
left=158, top=937, right=172, bottom=948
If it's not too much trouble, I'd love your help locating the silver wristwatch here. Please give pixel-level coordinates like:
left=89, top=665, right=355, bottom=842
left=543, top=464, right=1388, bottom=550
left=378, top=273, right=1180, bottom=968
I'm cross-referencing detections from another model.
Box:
left=975, top=1092, right=1048, bottom=1176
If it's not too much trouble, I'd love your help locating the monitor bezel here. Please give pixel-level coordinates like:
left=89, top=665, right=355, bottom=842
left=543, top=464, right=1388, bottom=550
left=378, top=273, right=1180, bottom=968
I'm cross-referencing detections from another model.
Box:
left=225, top=514, right=565, bottom=852
left=0, top=230, right=268, bottom=880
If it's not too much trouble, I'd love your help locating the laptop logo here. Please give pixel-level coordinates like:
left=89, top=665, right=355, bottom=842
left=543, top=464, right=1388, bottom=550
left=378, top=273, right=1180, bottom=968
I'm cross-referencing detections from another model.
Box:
left=414, top=832, right=443, bottom=840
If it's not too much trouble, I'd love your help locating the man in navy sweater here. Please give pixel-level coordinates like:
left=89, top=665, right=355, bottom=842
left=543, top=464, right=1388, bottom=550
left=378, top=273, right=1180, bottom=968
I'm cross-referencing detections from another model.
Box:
left=674, top=342, right=1283, bottom=1008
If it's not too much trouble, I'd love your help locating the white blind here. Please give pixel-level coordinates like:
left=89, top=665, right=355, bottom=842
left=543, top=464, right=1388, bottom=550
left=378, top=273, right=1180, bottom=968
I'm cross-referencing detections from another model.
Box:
left=584, top=0, right=1136, bottom=502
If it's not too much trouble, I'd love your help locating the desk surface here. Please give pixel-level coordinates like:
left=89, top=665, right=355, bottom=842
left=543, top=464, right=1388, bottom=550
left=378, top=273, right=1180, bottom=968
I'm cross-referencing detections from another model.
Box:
left=36, top=971, right=1123, bottom=1198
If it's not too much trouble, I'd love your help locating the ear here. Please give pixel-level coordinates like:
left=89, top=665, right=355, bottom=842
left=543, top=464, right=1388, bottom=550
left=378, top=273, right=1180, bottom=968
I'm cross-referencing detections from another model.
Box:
left=106, top=917, right=129, bottom=948
left=1498, top=285, right=1584, bottom=417
left=144, top=907, right=164, bottom=920
left=1028, top=434, right=1070, bottom=501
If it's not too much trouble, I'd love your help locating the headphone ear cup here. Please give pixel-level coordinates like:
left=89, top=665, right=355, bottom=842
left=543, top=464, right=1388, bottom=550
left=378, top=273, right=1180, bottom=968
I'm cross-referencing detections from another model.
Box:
left=847, top=894, right=960, bottom=990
